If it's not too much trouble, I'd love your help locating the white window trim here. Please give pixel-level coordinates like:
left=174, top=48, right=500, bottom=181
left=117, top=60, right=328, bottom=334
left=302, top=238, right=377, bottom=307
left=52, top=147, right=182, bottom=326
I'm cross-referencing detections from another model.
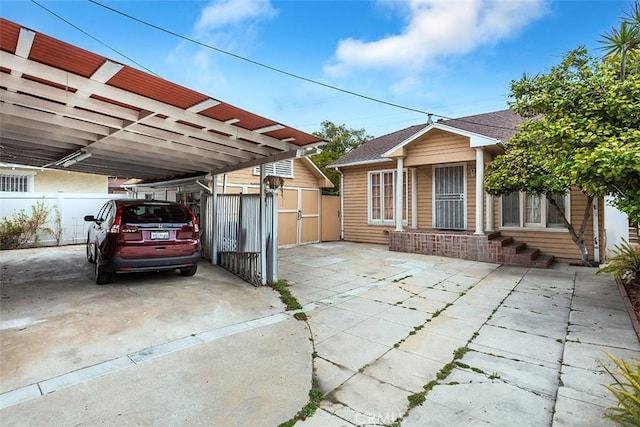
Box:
left=253, top=160, right=294, bottom=179
left=499, top=192, right=570, bottom=231
left=0, top=170, right=36, bottom=193
left=367, top=168, right=408, bottom=226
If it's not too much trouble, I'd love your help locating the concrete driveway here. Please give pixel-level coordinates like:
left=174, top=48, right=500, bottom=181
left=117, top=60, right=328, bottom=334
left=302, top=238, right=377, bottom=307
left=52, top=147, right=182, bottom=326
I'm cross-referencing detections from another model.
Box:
left=0, top=245, right=311, bottom=426
left=1, top=242, right=639, bottom=426
left=279, top=242, right=640, bottom=426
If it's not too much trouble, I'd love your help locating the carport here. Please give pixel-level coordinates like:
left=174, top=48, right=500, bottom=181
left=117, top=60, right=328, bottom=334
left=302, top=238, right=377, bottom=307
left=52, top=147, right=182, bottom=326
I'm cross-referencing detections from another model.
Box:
left=0, top=18, right=325, bottom=285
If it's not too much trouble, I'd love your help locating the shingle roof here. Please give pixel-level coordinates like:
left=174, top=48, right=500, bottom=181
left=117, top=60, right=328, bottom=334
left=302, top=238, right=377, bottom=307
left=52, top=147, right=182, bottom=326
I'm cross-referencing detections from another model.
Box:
left=331, top=109, right=524, bottom=167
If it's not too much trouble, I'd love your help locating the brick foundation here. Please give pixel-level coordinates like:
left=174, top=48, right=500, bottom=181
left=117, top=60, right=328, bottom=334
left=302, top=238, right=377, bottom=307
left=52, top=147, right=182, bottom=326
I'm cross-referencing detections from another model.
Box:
left=389, top=230, right=553, bottom=268
left=389, top=230, right=501, bottom=263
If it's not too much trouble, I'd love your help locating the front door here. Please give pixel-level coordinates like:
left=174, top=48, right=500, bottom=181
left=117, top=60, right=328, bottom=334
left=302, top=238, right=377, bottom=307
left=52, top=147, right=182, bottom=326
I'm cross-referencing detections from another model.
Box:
left=433, top=164, right=466, bottom=230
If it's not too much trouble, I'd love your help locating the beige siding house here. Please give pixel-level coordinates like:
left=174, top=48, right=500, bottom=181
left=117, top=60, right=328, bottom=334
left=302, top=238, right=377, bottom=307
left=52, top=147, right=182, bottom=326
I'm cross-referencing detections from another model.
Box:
left=331, top=110, right=605, bottom=266
left=132, top=157, right=335, bottom=248
left=220, top=157, right=334, bottom=247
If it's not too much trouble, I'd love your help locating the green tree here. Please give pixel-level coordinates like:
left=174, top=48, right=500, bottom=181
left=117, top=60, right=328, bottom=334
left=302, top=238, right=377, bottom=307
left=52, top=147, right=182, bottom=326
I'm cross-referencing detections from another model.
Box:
left=311, top=121, right=372, bottom=194
left=485, top=46, right=640, bottom=266
left=599, top=0, right=640, bottom=80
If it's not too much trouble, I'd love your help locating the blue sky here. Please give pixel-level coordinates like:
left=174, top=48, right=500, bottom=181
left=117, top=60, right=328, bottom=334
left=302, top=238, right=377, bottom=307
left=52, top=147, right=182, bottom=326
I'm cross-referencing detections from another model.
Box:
left=1, top=0, right=630, bottom=137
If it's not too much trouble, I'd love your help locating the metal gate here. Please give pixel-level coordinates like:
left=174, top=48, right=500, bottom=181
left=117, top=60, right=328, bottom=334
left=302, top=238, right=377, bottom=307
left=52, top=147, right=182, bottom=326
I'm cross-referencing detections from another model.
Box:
left=434, top=164, right=466, bottom=230
left=216, top=193, right=275, bottom=286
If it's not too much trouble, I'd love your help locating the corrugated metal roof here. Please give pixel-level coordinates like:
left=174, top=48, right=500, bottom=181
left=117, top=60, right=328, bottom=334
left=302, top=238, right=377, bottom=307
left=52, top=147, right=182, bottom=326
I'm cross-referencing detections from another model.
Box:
left=0, top=18, right=324, bottom=180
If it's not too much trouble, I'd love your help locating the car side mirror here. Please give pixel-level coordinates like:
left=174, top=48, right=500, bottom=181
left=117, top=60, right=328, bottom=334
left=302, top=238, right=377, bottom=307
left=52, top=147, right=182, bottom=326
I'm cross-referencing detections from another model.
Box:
left=84, top=215, right=102, bottom=223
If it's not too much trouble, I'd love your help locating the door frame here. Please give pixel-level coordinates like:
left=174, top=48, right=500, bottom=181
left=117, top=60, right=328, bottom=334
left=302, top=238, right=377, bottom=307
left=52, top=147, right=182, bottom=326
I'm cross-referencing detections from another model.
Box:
left=432, top=163, right=467, bottom=230
left=278, top=187, right=321, bottom=247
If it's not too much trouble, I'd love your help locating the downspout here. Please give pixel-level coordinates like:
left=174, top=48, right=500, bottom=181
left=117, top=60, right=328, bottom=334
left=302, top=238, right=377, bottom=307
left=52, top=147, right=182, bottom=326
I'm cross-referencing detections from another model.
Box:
left=593, top=198, right=600, bottom=264
left=338, top=168, right=344, bottom=240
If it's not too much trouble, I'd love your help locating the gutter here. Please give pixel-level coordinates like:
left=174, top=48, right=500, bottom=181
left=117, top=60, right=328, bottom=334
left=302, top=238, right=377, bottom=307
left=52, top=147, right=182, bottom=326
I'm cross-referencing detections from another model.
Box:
left=329, top=157, right=392, bottom=169
left=337, top=167, right=344, bottom=240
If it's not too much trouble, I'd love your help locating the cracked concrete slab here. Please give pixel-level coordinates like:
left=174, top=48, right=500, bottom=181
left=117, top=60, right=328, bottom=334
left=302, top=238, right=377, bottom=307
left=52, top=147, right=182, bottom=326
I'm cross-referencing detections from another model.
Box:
left=364, top=349, right=443, bottom=392
left=326, top=373, right=409, bottom=426
left=455, top=349, right=559, bottom=397
left=470, top=324, right=565, bottom=367
left=409, top=381, right=554, bottom=427
left=488, top=305, right=569, bottom=339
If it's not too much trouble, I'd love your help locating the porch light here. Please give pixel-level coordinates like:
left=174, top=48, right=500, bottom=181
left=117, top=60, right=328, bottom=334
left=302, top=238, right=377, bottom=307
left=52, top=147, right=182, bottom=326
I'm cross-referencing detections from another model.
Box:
left=263, top=175, right=284, bottom=191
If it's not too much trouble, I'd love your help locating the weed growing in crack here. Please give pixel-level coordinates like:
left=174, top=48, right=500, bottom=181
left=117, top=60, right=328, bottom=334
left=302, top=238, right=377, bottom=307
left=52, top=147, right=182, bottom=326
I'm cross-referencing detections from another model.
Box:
left=271, top=280, right=302, bottom=311
left=294, top=312, right=308, bottom=321
left=407, top=392, right=426, bottom=408
left=278, top=376, right=322, bottom=427
left=453, top=347, right=469, bottom=360
left=437, top=363, right=456, bottom=380
left=423, top=380, right=438, bottom=392
left=489, top=372, right=501, bottom=380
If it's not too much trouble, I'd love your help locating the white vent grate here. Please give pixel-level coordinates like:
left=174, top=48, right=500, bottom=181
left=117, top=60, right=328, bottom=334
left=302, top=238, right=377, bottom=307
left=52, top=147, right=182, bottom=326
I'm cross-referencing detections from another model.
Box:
left=253, top=160, right=294, bottom=178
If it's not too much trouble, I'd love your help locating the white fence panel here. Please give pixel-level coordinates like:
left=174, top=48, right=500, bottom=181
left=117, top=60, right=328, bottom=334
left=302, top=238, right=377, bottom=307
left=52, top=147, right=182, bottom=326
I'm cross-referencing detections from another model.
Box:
left=0, top=193, right=127, bottom=247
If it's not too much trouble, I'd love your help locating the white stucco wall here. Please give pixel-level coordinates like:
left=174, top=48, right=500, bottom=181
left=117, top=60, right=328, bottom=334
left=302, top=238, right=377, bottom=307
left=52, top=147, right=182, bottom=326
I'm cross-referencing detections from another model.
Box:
left=1, top=166, right=108, bottom=193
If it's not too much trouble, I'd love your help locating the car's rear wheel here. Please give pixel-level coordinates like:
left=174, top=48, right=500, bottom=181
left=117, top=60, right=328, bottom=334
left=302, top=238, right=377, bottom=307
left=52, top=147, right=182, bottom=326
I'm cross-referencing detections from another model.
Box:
left=179, top=265, right=198, bottom=276
left=95, top=250, right=113, bottom=285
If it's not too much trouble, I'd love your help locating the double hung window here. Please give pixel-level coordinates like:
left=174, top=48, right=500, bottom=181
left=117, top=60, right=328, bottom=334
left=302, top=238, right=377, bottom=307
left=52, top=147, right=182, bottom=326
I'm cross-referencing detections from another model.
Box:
left=501, top=192, right=568, bottom=229
left=368, top=169, right=407, bottom=224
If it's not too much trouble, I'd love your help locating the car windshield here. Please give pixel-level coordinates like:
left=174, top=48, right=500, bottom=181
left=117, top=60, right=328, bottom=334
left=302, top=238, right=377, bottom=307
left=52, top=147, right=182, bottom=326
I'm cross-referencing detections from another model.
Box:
left=121, top=204, right=190, bottom=224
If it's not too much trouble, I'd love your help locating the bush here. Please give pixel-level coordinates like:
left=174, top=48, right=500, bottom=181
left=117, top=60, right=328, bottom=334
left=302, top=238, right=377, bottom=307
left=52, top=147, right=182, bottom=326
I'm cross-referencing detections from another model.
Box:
left=0, top=201, right=53, bottom=250
left=602, top=351, right=640, bottom=426
left=597, top=239, right=640, bottom=286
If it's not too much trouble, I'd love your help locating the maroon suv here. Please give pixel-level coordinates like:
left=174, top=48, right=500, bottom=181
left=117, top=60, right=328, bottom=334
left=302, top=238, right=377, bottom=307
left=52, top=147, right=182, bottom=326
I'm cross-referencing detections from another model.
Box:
left=84, top=199, right=201, bottom=284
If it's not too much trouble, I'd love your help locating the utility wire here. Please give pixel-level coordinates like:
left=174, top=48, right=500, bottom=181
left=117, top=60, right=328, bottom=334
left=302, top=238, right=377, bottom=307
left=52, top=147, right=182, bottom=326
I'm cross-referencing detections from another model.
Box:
left=86, top=0, right=445, bottom=117
left=36, top=0, right=519, bottom=132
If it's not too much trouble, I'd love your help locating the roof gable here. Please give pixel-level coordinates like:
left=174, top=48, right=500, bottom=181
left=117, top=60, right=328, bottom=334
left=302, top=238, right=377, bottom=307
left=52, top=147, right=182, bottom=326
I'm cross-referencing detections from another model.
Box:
left=331, top=109, right=524, bottom=167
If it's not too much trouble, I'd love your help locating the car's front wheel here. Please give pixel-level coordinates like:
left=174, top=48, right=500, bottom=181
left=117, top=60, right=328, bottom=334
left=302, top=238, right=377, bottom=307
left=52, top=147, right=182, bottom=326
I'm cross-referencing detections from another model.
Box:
left=86, top=238, right=95, bottom=264
left=179, top=265, right=198, bottom=277
left=95, top=250, right=113, bottom=285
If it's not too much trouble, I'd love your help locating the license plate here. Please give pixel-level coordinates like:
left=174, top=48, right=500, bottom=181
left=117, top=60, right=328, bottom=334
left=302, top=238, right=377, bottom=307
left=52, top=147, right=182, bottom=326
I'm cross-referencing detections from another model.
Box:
left=151, top=231, right=169, bottom=240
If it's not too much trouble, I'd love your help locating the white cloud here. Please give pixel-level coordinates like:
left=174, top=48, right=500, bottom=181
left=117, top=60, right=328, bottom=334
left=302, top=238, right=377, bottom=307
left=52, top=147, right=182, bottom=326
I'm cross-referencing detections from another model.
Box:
left=325, top=0, right=546, bottom=76
left=195, top=0, right=276, bottom=31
